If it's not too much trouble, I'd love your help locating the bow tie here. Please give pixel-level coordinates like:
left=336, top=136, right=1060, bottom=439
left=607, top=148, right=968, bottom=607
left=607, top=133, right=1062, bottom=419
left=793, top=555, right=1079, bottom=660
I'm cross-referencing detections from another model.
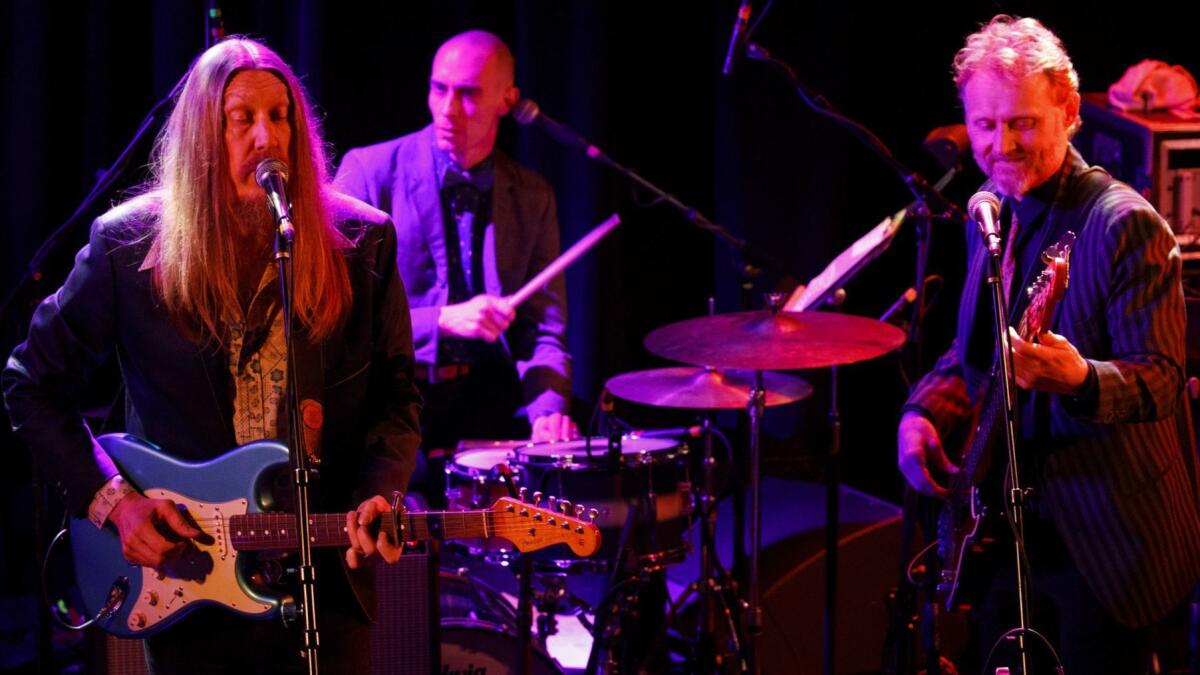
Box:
left=442, top=163, right=495, bottom=193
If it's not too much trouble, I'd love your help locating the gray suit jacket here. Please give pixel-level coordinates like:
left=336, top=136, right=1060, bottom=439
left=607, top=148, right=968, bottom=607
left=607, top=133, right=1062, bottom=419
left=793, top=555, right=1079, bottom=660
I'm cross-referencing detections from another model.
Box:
left=907, top=147, right=1200, bottom=627
left=334, top=126, right=571, bottom=422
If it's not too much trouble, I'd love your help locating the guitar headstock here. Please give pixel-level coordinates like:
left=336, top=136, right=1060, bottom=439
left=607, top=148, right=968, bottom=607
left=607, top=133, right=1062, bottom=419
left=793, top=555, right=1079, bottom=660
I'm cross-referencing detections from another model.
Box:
left=1041, top=230, right=1075, bottom=265
left=1018, top=230, right=1075, bottom=340
left=489, top=494, right=602, bottom=557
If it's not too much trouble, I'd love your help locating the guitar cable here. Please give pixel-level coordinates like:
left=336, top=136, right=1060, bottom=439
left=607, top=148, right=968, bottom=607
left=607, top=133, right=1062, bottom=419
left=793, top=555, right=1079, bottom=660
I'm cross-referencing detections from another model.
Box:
left=41, top=525, right=129, bottom=631
left=904, top=539, right=939, bottom=586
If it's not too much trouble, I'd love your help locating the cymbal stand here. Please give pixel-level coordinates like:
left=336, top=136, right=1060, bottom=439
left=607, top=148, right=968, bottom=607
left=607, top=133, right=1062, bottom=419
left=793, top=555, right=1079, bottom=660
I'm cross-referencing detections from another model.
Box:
left=698, top=416, right=742, bottom=670
left=821, top=293, right=846, bottom=675
left=653, top=416, right=743, bottom=673
left=743, top=367, right=767, bottom=675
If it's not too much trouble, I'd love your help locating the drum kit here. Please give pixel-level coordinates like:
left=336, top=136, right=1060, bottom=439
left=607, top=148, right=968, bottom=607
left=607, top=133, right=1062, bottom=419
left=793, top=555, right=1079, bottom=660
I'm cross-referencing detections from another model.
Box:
left=437, top=301, right=906, bottom=674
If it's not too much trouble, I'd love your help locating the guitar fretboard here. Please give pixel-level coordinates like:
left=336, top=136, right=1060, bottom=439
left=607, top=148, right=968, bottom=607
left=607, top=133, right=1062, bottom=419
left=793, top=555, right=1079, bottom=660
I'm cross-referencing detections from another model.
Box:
left=228, top=510, right=496, bottom=550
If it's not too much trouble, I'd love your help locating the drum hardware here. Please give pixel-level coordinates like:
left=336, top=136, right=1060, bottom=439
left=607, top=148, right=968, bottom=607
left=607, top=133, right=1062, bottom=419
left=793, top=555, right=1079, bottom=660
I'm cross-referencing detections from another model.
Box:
left=643, top=299, right=906, bottom=673
left=444, top=431, right=700, bottom=673
left=439, top=568, right=564, bottom=675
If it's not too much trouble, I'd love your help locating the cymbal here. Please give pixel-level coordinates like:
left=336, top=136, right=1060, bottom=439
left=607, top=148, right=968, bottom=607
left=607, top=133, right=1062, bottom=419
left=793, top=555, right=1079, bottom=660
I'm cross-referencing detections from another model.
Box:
left=644, top=310, right=906, bottom=371
left=606, top=367, right=813, bottom=409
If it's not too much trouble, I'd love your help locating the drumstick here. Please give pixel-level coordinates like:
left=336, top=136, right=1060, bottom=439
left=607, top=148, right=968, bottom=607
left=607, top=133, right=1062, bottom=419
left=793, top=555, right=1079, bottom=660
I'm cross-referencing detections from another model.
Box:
left=505, top=213, right=621, bottom=308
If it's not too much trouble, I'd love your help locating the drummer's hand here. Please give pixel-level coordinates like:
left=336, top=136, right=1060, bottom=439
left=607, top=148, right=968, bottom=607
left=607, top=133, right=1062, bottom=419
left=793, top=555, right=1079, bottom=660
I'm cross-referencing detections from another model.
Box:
left=531, top=413, right=578, bottom=443
left=437, top=295, right=515, bottom=343
left=897, top=412, right=958, bottom=499
left=345, top=495, right=402, bottom=569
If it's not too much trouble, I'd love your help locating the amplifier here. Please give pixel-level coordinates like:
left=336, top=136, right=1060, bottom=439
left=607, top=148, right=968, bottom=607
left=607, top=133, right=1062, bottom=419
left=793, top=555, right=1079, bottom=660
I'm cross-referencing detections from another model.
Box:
left=1076, top=93, right=1200, bottom=256
left=370, top=545, right=439, bottom=675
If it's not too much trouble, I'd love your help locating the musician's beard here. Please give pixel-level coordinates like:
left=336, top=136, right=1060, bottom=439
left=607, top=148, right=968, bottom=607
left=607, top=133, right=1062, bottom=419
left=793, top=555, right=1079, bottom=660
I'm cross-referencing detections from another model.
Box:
left=230, top=196, right=275, bottom=250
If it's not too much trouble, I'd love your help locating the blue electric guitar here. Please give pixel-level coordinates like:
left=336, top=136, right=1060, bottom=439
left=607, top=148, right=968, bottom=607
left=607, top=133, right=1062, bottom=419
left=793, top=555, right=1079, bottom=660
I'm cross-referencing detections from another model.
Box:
left=70, top=434, right=601, bottom=638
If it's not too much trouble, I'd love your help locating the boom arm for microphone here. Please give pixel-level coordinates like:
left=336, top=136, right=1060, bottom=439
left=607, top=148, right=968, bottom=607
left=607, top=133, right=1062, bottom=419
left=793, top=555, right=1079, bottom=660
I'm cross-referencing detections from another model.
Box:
left=510, top=99, right=613, bottom=166
left=511, top=98, right=794, bottom=276
left=721, top=0, right=753, bottom=76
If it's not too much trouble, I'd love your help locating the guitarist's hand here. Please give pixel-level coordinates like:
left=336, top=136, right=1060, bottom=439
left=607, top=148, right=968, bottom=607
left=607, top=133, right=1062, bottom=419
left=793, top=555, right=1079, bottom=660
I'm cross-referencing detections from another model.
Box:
left=108, top=492, right=203, bottom=568
left=345, top=495, right=402, bottom=569
left=897, top=412, right=959, bottom=498
left=1009, top=328, right=1089, bottom=395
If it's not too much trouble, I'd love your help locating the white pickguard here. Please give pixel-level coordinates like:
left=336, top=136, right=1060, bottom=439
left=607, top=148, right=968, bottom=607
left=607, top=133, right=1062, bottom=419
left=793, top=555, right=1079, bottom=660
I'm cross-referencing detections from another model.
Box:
left=126, top=489, right=274, bottom=633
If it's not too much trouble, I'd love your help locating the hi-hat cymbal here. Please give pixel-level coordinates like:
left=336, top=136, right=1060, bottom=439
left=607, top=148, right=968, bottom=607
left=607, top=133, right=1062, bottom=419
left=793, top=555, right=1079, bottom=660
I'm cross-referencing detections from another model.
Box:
left=644, top=310, right=906, bottom=371
left=605, top=366, right=813, bottom=410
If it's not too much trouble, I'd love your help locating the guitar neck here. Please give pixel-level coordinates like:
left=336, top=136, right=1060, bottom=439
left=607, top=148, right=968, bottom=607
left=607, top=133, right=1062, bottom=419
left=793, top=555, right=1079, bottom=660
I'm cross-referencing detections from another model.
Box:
left=229, top=510, right=494, bottom=551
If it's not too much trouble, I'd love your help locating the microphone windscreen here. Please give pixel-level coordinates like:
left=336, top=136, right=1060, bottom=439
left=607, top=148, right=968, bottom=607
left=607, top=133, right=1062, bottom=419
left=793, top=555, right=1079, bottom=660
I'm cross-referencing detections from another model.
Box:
left=967, top=190, right=1000, bottom=221
left=255, top=158, right=289, bottom=188
left=511, top=99, right=540, bottom=125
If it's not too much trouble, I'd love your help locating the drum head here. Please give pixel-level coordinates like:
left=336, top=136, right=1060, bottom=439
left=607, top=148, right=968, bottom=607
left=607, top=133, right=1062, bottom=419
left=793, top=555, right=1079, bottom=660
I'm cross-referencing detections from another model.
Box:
left=451, top=447, right=516, bottom=474
left=514, top=436, right=680, bottom=467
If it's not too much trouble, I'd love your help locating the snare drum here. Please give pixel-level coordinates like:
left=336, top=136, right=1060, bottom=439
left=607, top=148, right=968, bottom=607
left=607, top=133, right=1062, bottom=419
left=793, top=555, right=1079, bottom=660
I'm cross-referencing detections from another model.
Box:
left=446, top=446, right=521, bottom=508
left=513, top=436, right=692, bottom=572
left=445, top=447, right=525, bottom=559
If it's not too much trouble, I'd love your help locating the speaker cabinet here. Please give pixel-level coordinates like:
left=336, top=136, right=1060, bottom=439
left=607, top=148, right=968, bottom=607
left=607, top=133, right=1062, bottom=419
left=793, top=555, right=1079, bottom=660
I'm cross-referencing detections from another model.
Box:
left=370, top=547, right=438, bottom=675
left=668, top=478, right=905, bottom=674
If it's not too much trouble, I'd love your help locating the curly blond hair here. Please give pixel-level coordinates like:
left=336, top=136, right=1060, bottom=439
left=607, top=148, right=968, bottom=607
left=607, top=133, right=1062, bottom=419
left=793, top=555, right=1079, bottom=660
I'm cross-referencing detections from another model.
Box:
left=953, top=15, right=1080, bottom=132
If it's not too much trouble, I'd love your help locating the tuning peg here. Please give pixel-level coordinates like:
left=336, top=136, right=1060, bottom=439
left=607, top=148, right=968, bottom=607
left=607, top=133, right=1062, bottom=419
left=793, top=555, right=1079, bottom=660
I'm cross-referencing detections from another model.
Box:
left=548, top=496, right=557, bottom=512
left=518, top=487, right=528, bottom=502
left=588, top=508, right=599, bottom=523
left=574, top=504, right=585, bottom=518
left=532, top=491, right=543, bottom=506
left=560, top=499, right=572, bottom=515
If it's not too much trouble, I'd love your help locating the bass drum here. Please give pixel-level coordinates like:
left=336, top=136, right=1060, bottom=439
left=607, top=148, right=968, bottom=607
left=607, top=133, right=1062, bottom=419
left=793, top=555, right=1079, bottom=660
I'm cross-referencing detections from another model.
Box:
left=439, top=569, right=563, bottom=675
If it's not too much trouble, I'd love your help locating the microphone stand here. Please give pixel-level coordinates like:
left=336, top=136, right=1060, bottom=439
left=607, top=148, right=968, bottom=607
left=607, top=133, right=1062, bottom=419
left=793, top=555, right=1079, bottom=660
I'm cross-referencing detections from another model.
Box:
left=274, top=221, right=321, bottom=674
left=740, top=41, right=967, bottom=675
left=516, top=110, right=791, bottom=280
left=983, top=244, right=1032, bottom=675
left=744, top=44, right=962, bottom=229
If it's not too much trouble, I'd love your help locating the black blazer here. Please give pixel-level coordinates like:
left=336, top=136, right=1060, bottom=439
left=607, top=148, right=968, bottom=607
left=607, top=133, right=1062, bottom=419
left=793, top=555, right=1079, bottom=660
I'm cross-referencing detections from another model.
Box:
left=3, top=190, right=423, bottom=618
left=908, top=147, right=1200, bottom=627
left=334, top=126, right=571, bottom=422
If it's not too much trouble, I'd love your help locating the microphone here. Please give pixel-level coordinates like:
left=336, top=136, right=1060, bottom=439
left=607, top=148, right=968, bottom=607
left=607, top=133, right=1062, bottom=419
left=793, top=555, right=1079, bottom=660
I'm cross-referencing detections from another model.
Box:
left=255, top=158, right=294, bottom=241
left=510, top=99, right=611, bottom=164
left=722, top=0, right=753, bottom=76
left=968, top=190, right=1002, bottom=256
left=879, top=287, right=918, bottom=328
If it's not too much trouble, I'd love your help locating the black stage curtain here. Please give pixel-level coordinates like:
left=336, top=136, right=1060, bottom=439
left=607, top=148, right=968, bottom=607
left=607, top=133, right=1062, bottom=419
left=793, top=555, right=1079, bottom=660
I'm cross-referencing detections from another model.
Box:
left=1, top=1, right=1196, bottom=664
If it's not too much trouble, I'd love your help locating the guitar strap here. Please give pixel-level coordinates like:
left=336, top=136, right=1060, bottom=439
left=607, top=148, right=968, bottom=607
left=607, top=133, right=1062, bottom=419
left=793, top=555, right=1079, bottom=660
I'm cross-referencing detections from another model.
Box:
left=286, top=328, right=326, bottom=466
left=1005, top=167, right=1115, bottom=327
